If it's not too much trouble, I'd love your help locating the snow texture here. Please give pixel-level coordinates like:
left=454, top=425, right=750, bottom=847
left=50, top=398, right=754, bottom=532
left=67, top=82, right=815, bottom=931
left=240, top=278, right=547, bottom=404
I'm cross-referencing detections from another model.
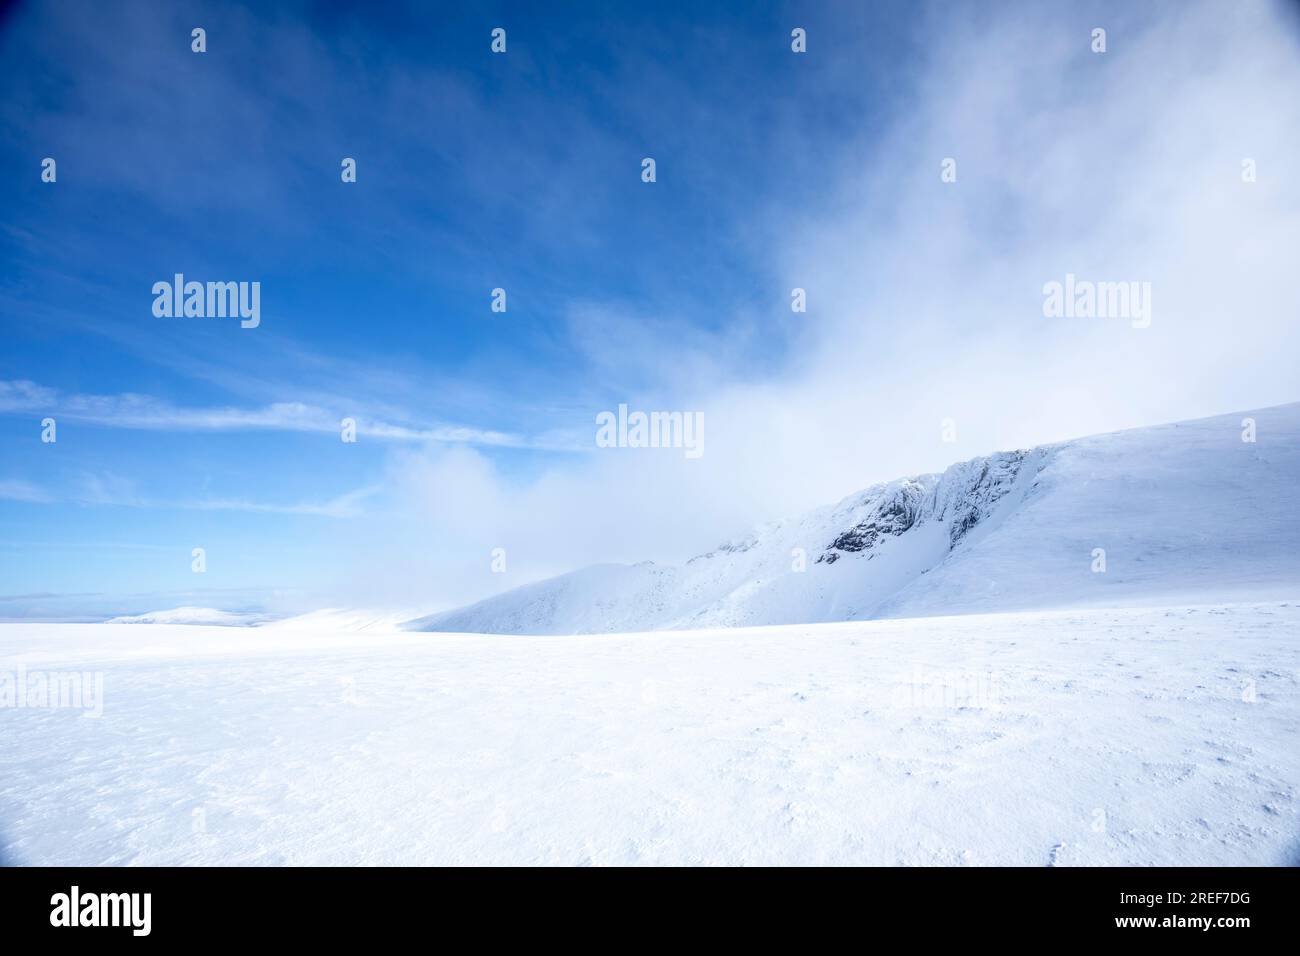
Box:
left=1, top=603, right=1297, bottom=865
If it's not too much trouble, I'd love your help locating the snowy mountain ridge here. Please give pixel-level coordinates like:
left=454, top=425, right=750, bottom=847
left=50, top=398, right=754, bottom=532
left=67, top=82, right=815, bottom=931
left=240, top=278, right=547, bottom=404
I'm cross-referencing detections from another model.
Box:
left=405, top=446, right=1047, bottom=634
left=406, top=403, right=1300, bottom=635
left=105, top=607, right=276, bottom=627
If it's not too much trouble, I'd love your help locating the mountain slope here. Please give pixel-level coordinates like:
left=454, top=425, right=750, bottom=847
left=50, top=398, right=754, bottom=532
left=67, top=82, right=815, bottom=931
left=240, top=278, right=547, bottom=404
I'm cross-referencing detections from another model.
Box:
left=406, top=403, right=1300, bottom=634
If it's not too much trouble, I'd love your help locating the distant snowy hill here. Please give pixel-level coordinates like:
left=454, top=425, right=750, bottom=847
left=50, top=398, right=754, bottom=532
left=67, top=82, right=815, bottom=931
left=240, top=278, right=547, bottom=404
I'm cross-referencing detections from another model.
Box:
left=103, top=607, right=411, bottom=631
left=106, top=607, right=275, bottom=627
left=406, top=403, right=1300, bottom=634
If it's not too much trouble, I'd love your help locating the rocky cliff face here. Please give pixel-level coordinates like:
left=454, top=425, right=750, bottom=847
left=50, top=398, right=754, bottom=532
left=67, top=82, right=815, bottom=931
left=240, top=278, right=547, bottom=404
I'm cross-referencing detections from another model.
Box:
left=819, top=479, right=931, bottom=563
left=817, top=450, right=1037, bottom=565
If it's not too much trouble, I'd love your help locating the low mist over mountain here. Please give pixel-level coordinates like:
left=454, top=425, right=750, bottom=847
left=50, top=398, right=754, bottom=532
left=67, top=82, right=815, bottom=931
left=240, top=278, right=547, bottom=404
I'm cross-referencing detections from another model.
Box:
left=406, top=403, right=1300, bottom=635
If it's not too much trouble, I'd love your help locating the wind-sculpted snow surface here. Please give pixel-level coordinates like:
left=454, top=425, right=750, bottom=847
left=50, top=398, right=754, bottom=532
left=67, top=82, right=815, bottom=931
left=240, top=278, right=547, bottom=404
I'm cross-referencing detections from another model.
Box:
left=407, top=404, right=1300, bottom=635
left=3, top=604, right=1297, bottom=865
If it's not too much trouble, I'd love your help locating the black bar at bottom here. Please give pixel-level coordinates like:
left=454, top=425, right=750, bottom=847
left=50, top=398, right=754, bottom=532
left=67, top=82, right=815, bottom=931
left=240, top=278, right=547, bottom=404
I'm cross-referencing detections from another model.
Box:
left=0, top=865, right=1292, bottom=943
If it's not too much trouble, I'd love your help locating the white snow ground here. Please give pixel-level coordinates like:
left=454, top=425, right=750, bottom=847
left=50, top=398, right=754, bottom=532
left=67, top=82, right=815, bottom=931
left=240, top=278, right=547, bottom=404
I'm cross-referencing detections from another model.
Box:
left=3, top=601, right=1297, bottom=866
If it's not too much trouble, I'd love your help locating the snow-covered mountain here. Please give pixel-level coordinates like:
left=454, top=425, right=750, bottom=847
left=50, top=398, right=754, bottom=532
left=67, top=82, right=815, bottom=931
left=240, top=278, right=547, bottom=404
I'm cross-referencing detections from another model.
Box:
left=105, top=607, right=275, bottom=627
left=102, top=607, right=412, bottom=631
left=405, top=403, right=1300, bottom=634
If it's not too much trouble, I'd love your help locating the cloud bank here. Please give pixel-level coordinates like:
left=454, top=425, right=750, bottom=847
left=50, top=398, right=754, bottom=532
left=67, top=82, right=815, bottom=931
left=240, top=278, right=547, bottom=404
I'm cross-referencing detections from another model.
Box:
left=329, top=0, right=1300, bottom=612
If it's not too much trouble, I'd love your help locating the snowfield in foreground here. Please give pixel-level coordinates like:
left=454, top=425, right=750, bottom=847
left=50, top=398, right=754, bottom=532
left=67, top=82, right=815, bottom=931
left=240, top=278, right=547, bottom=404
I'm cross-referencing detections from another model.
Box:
left=2, top=602, right=1298, bottom=866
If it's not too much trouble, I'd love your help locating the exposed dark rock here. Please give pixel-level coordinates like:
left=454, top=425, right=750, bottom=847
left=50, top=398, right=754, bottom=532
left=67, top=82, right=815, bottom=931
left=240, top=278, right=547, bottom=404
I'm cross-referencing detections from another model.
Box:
left=817, top=480, right=926, bottom=563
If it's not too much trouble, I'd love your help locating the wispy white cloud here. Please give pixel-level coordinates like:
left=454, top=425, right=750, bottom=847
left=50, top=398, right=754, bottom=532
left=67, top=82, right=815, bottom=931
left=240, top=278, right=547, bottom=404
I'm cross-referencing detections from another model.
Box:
left=0, top=379, right=574, bottom=450
left=2, top=467, right=381, bottom=519
left=0, top=478, right=54, bottom=504
left=180, top=484, right=383, bottom=519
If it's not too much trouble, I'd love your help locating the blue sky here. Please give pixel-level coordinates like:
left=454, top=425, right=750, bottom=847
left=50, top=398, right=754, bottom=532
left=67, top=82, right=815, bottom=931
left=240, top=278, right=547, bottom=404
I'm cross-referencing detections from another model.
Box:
left=3, top=0, right=1299, bottom=619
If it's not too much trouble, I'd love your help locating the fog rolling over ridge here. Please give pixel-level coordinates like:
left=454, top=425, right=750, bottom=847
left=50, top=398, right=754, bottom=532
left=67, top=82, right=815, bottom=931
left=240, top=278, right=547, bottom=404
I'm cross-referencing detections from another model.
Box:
left=406, top=403, right=1300, bottom=635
